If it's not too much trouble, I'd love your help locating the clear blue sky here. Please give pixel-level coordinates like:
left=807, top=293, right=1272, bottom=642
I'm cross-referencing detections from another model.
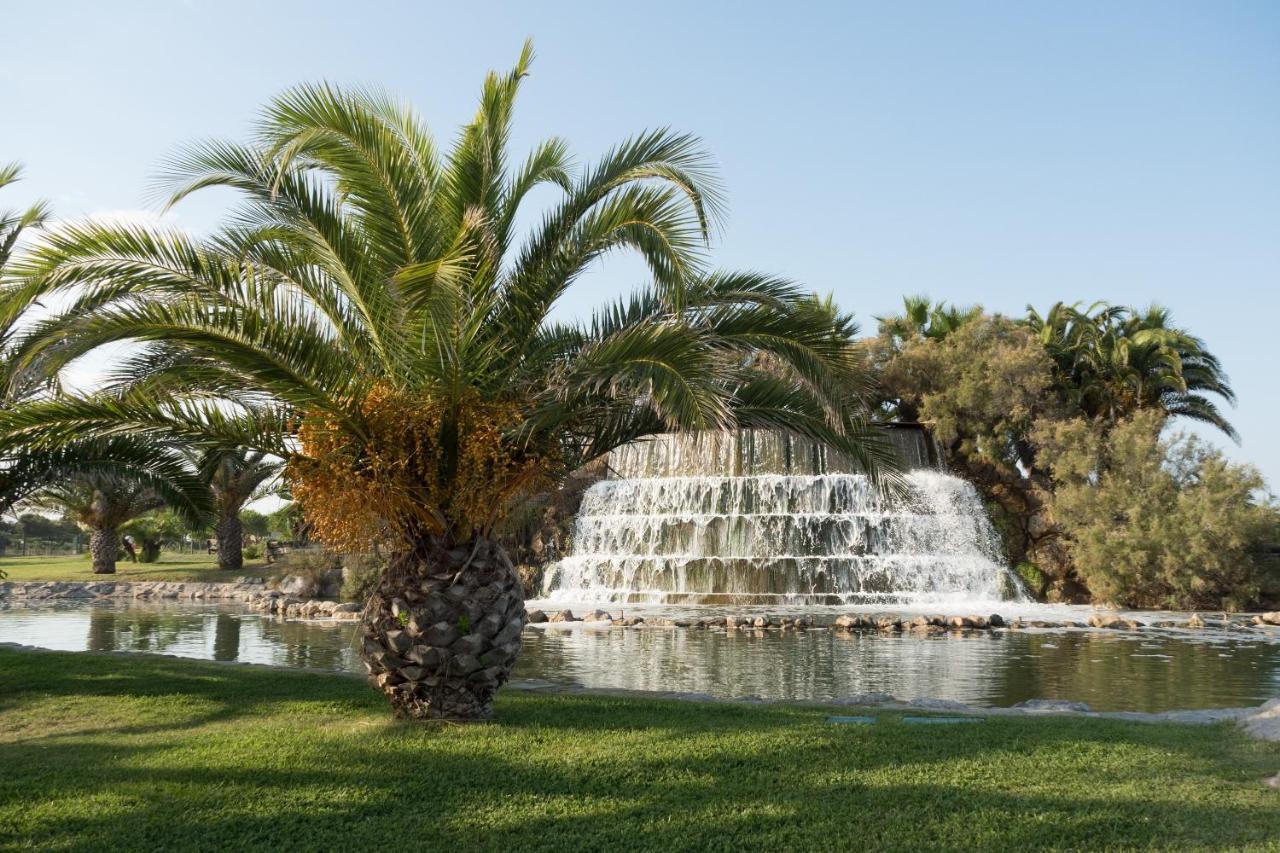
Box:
left=3, top=1, right=1278, bottom=480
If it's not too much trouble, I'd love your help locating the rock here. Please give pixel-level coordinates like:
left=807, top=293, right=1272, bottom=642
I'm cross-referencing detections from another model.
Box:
left=1088, top=614, right=1138, bottom=630
left=874, top=615, right=900, bottom=631
left=948, top=616, right=975, bottom=629
left=988, top=614, right=1005, bottom=628
left=583, top=609, right=613, bottom=623
left=1013, top=699, right=1093, bottom=713
left=1258, top=612, right=1280, bottom=626
left=909, top=697, right=972, bottom=712
left=1240, top=698, right=1280, bottom=742
left=333, top=602, right=362, bottom=614
left=526, top=609, right=548, bottom=624
left=833, top=614, right=863, bottom=630
left=548, top=609, right=577, bottom=623
left=831, top=692, right=897, bottom=706
left=752, top=616, right=770, bottom=628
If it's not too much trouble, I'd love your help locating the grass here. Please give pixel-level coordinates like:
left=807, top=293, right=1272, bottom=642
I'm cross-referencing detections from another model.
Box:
left=0, top=552, right=273, bottom=583
left=0, top=648, right=1277, bottom=851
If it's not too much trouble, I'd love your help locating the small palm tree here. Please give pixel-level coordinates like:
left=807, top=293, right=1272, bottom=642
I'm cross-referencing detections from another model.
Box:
left=1026, top=301, right=1236, bottom=437
left=1, top=44, right=890, bottom=719
left=32, top=445, right=210, bottom=573
left=199, top=448, right=282, bottom=570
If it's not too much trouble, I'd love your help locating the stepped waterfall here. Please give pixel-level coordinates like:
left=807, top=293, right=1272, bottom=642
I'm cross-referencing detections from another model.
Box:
left=540, top=429, right=1025, bottom=605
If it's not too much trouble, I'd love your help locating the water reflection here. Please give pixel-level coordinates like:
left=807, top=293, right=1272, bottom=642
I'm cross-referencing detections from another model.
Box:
left=3, top=602, right=1277, bottom=713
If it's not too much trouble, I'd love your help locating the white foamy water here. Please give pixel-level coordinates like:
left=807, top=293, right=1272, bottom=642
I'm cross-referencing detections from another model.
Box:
left=541, top=431, right=1026, bottom=606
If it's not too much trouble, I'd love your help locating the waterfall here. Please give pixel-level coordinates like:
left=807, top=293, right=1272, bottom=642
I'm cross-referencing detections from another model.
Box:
left=540, top=430, right=1025, bottom=606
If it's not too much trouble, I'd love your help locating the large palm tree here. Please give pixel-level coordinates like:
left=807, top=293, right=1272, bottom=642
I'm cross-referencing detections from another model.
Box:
left=1026, top=301, right=1236, bottom=437
left=0, top=43, right=891, bottom=719
left=200, top=448, right=282, bottom=570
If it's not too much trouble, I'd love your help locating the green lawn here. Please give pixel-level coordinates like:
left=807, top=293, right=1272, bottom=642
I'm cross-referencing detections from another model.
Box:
left=0, top=552, right=273, bottom=583
left=0, top=648, right=1276, bottom=851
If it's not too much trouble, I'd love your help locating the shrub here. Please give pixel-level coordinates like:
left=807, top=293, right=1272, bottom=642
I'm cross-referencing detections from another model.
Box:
left=1035, top=412, right=1280, bottom=611
left=275, top=550, right=341, bottom=597
left=340, top=552, right=386, bottom=603
left=243, top=542, right=264, bottom=560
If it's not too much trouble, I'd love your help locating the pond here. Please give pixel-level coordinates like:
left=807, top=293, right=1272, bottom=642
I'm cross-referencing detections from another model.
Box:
left=3, top=601, right=1278, bottom=713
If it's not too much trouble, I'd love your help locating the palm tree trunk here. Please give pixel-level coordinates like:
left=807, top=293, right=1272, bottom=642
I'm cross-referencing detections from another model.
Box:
left=360, top=535, right=526, bottom=721
left=216, top=512, right=243, bottom=570
left=89, top=527, right=118, bottom=574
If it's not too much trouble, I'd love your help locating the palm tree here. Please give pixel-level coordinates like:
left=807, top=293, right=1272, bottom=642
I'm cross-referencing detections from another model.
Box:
left=879, top=295, right=980, bottom=344
left=32, top=446, right=210, bottom=573
left=1026, top=301, right=1236, bottom=438
left=199, top=448, right=282, bottom=570
left=0, top=43, right=891, bottom=719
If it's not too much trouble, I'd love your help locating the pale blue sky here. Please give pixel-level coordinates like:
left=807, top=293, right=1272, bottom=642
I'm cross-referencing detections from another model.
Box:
left=3, top=1, right=1277, bottom=480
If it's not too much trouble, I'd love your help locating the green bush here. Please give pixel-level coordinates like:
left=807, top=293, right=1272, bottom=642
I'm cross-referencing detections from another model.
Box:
left=1014, top=562, right=1047, bottom=599
left=340, top=552, right=386, bottom=603
left=1035, top=412, right=1280, bottom=611
left=243, top=542, right=264, bottom=560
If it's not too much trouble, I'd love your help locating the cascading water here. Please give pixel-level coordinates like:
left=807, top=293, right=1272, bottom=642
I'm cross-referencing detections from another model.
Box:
left=540, top=429, right=1026, bottom=606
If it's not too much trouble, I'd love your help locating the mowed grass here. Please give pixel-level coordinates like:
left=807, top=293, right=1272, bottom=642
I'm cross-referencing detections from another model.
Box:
left=0, top=648, right=1277, bottom=851
left=0, top=552, right=272, bottom=583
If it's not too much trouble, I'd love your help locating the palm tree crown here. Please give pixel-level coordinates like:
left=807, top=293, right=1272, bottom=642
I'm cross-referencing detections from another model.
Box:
left=1026, top=301, right=1236, bottom=438
left=2, top=42, right=889, bottom=549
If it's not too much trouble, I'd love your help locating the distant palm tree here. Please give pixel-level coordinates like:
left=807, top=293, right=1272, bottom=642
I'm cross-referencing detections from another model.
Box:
left=200, top=448, right=282, bottom=570
left=1026, top=301, right=1236, bottom=437
left=1, top=43, right=890, bottom=719
left=880, top=295, right=981, bottom=343
left=33, top=449, right=210, bottom=573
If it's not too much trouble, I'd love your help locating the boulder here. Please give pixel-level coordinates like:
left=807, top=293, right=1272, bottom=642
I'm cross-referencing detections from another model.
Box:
left=1258, top=612, right=1280, bottom=626
left=548, top=609, right=577, bottom=623
left=1013, top=698, right=1093, bottom=713
left=583, top=609, right=613, bottom=623
left=526, top=609, right=548, bottom=624
left=1089, top=615, right=1139, bottom=630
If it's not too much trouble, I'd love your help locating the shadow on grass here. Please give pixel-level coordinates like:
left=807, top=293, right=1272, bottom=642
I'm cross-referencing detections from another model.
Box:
left=1, top=648, right=1277, bottom=852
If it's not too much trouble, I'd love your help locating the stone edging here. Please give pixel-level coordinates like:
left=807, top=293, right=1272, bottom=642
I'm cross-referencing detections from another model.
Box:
left=0, top=579, right=267, bottom=603
left=5, top=582, right=1280, bottom=636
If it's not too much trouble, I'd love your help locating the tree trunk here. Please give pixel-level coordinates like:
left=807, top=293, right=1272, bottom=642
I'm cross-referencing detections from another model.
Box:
left=360, top=535, right=526, bottom=721
left=89, top=527, right=118, bottom=574
left=216, top=512, right=243, bottom=570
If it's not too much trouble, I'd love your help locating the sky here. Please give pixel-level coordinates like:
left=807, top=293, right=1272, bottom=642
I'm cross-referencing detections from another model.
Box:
left=2, top=1, right=1278, bottom=480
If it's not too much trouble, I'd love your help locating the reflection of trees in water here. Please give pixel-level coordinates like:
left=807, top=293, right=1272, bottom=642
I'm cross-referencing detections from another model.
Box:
left=515, top=627, right=1280, bottom=711
left=515, top=628, right=1013, bottom=703
left=994, top=632, right=1280, bottom=712
left=212, top=613, right=241, bottom=661
left=252, top=617, right=362, bottom=672
left=85, top=607, right=202, bottom=653
left=59, top=606, right=1280, bottom=711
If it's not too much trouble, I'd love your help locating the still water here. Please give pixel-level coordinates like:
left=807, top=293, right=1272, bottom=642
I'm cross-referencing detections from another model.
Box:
left=2, top=602, right=1277, bottom=713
